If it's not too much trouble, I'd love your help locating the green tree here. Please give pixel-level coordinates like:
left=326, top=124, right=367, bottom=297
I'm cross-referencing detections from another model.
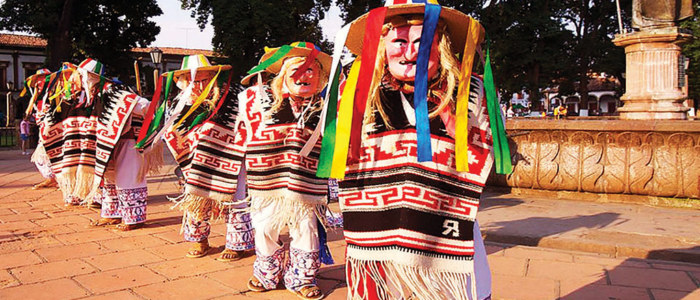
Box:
left=181, top=0, right=331, bottom=79
left=681, top=2, right=700, bottom=112
left=0, top=0, right=162, bottom=80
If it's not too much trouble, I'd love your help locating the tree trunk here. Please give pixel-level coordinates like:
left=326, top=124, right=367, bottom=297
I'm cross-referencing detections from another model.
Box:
left=46, top=0, right=76, bottom=69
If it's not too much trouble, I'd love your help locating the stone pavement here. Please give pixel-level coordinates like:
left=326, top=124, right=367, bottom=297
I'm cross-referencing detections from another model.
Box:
left=0, top=149, right=698, bottom=300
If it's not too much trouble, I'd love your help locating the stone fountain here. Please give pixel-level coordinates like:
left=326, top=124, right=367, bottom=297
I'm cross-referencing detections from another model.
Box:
left=492, top=1, right=699, bottom=205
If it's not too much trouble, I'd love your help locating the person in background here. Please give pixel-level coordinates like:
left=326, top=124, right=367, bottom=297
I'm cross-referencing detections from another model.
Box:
left=20, top=115, right=31, bottom=155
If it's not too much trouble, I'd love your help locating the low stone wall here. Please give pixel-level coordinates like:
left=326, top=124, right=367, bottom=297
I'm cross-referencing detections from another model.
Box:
left=492, top=119, right=700, bottom=199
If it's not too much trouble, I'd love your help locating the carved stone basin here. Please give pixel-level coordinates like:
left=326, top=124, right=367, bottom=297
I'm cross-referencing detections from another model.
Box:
left=493, top=118, right=700, bottom=199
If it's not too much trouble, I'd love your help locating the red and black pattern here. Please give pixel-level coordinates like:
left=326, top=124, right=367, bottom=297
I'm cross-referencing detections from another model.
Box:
left=340, top=76, right=493, bottom=271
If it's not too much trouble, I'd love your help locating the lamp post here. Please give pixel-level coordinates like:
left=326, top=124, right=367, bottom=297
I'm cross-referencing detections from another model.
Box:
left=149, top=47, right=163, bottom=94
left=6, top=81, right=13, bottom=127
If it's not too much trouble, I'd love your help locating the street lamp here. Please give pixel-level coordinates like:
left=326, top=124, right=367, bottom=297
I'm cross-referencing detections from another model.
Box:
left=149, top=47, right=163, bottom=93
left=5, top=81, right=13, bottom=126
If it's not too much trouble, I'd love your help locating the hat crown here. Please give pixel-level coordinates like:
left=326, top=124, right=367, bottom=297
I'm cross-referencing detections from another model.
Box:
left=385, top=0, right=439, bottom=6
left=34, top=68, right=51, bottom=76
left=179, top=54, right=213, bottom=71
left=78, top=58, right=105, bottom=75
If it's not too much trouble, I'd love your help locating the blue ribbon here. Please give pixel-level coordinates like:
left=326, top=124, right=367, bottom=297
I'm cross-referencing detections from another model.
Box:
left=414, top=4, right=441, bottom=162
left=317, top=219, right=335, bottom=265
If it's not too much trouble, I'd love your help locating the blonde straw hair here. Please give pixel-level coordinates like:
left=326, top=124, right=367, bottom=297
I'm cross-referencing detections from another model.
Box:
left=364, top=19, right=461, bottom=130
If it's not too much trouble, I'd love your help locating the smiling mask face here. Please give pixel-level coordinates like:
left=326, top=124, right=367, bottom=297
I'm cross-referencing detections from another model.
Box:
left=384, top=24, right=440, bottom=83
left=282, top=58, right=321, bottom=99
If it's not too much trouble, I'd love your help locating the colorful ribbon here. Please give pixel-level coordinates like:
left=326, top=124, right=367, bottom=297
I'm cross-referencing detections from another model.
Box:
left=348, top=7, right=387, bottom=162
left=330, top=59, right=362, bottom=179
left=291, top=48, right=320, bottom=81
left=413, top=4, right=441, bottom=162
left=135, top=73, right=164, bottom=147
left=174, top=66, right=222, bottom=129
left=247, top=45, right=293, bottom=74
left=484, top=39, right=513, bottom=175
left=315, top=61, right=343, bottom=177
left=455, top=17, right=481, bottom=172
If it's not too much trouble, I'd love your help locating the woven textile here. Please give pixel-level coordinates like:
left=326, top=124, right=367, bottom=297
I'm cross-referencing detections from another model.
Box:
left=254, top=247, right=286, bottom=290
left=100, top=184, right=119, bottom=218
left=341, top=76, right=493, bottom=299
left=284, top=247, right=321, bottom=292
left=225, top=211, right=255, bottom=251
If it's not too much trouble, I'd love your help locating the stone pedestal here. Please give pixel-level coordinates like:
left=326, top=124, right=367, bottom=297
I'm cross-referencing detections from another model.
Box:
left=613, top=28, right=691, bottom=120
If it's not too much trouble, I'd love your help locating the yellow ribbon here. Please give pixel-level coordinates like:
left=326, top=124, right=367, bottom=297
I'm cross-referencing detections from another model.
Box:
left=173, top=66, right=222, bottom=129
left=455, top=18, right=482, bottom=172
left=330, top=59, right=362, bottom=179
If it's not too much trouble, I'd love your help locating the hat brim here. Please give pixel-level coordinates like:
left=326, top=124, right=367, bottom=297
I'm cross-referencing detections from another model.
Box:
left=345, top=5, right=485, bottom=55
left=240, top=71, right=269, bottom=86
left=260, top=47, right=332, bottom=76
left=167, top=65, right=233, bottom=82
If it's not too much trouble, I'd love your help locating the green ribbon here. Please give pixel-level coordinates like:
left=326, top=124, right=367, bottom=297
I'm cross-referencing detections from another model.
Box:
left=247, top=45, right=293, bottom=74
left=316, top=62, right=343, bottom=177
left=189, top=111, right=208, bottom=130
left=484, top=39, right=513, bottom=175
left=135, top=72, right=173, bottom=148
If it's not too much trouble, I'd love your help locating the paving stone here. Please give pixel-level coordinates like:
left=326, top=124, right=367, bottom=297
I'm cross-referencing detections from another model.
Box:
left=491, top=274, right=559, bottom=300
left=109, top=222, right=173, bottom=237
left=0, top=235, right=63, bottom=254
left=0, top=269, right=19, bottom=288
left=0, top=212, right=47, bottom=222
left=0, top=250, right=43, bottom=269
left=560, top=283, right=650, bottom=299
left=150, top=229, right=185, bottom=244
left=504, top=246, right=574, bottom=262
left=572, top=254, right=650, bottom=268
left=74, top=266, right=166, bottom=294
left=99, top=234, right=171, bottom=251
left=146, top=257, right=231, bottom=280
left=650, top=289, right=699, bottom=300
left=11, top=259, right=96, bottom=284
left=527, top=260, right=606, bottom=281
left=133, top=276, right=231, bottom=300
left=487, top=255, right=528, bottom=277
left=206, top=265, right=255, bottom=293
left=35, top=242, right=111, bottom=261
left=33, top=215, right=92, bottom=227
left=608, top=266, right=697, bottom=291
left=0, top=220, right=39, bottom=232
left=0, top=278, right=90, bottom=300
left=145, top=242, right=192, bottom=260
left=650, top=262, right=700, bottom=273
left=79, top=290, right=143, bottom=300
left=53, top=229, right=121, bottom=245
left=83, top=249, right=165, bottom=271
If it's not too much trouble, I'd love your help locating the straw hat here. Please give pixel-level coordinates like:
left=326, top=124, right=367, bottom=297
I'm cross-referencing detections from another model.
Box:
left=168, top=54, right=232, bottom=82
left=26, top=69, right=51, bottom=85
left=255, top=42, right=332, bottom=75
left=345, top=0, right=485, bottom=55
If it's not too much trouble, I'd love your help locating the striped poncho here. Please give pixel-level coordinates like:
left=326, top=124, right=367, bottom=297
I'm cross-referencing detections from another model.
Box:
left=340, top=76, right=493, bottom=299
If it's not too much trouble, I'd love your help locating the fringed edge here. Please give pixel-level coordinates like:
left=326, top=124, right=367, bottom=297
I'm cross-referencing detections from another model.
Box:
left=142, top=142, right=164, bottom=176
left=250, top=196, right=330, bottom=231
left=72, top=165, right=95, bottom=200
left=30, top=143, right=50, bottom=165
left=346, top=258, right=477, bottom=300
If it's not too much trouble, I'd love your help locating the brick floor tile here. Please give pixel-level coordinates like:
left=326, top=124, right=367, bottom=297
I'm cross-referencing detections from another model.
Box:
left=206, top=294, right=245, bottom=300
left=53, top=229, right=121, bottom=245
left=109, top=222, right=173, bottom=237
left=11, top=259, right=96, bottom=284
left=317, top=265, right=345, bottom=282
left=0, top=278, right=90, bottom=300
left=324, top=286, right=349, bottom=300
left=132, top=276, right=231, bottom=300
left=206, top=265, right=255, bottom=292
left=80, top=290, right=143, bottom=300
left=35, top=242, right=112, bottom=262
left=145, top=242, right=192, bottom=260
left=0, top=269, right=19, bottom=288
left=318, top=278, right=344, bottom=298
left=527, top=260, right=606, bottom=281
left=151, top=229, right=186, bottom=244
left=84, top=249, right=164, bottom=271
left=0, top=220, right=39, bottom=232
left=0, top=235, right=63, bottom=254
left=650, top=289, right=698, bottom=300
left=650, top=262, right=700, bottom=273
left=504, top=246, right=574, bottom=262
left=487, top=256, right=528, bottom=276
left=485, top=244, right=506, bottom=256
left=99, top=234, right=171, bottom=251
left=560, top=284, right=650, bottom=299
left=33, top=215, right=92, bottom=227
left=0, top=208, right=16, bottom=216
left=608, top=266, right=697, bottom=291
left=491, top=274, right=559, bottom=300
left=145, top=257, right=231, bottom=280
left=0, top=212, right=47, bottom=222
left=0, top=250, right=43, bottom=269
left=74, top=266, right=166, bottom=294
left=573, top=254, right=650, bottom=268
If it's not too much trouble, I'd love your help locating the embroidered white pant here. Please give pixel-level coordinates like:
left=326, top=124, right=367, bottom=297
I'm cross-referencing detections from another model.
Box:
left=251, top=201, right=321, bottom=291
left=101, top=139, right=148, bottom=224
left=182, top=165, right=254, bottom=251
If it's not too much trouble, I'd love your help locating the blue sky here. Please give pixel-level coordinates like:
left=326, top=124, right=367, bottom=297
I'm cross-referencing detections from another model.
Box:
left=153, top=0, right=344, bottom=50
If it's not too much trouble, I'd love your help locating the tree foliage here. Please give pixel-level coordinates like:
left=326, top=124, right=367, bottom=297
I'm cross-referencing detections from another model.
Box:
left=0, top=0, right=162, bottom=80
left=181, top=0, right=331, bottom=79
left=681, top=2, right=700, bottom=111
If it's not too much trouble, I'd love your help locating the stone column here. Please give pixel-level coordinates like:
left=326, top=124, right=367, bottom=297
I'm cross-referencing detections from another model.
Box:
left=613, top=28, right=691, bottom=120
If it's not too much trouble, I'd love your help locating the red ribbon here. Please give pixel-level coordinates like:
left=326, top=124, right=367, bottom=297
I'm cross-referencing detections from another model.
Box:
left=349, top=7, right=387, bottom=161
left=291, top=48, right=321, bottom=81
left=136, top=75, right=163, bottom=144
